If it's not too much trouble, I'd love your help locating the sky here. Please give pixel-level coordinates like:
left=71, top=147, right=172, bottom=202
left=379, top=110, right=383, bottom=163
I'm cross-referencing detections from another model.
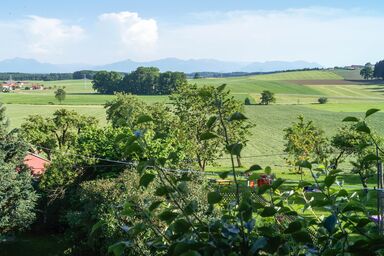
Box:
left=1, top=0, right=384, bottom=67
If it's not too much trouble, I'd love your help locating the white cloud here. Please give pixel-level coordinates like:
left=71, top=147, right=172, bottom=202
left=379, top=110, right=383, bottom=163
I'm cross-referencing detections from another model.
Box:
left=0, top=7, right=382, bottom=66
left=24, top=16, right=85, bottom=58
left=97, top=11, right=158, bottom=58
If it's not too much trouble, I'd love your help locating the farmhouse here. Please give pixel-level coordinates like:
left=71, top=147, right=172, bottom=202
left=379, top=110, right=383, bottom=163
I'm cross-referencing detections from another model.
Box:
left=23, top=152, right=50, bottom=177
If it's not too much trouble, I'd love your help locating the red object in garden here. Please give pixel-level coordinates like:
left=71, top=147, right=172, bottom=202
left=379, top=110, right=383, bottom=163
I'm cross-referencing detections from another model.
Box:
left=249, top=180, right=255, bottom=188
left=23, top=153, right=50, bottom=177
left=257, top=174, right=272, bottom=187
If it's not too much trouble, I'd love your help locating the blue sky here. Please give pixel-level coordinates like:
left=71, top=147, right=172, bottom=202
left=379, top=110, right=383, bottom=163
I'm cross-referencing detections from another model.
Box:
left=1, top=0, right=384, bottom=66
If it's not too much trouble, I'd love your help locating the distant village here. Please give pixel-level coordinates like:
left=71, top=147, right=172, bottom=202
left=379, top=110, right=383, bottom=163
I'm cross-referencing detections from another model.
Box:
left=0, top=76, right=44, bottom=92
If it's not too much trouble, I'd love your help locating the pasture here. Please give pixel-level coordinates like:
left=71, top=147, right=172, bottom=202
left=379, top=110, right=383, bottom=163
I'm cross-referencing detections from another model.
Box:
left=1, top=69, right=384, bottom=170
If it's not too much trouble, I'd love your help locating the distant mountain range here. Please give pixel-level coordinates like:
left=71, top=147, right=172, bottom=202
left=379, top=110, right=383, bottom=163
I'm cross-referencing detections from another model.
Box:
left=0, top=57, right=322, bottom=73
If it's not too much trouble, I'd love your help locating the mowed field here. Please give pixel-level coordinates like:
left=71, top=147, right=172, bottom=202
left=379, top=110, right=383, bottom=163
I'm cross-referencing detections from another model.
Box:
left=1, top=69, right=384, bottom=169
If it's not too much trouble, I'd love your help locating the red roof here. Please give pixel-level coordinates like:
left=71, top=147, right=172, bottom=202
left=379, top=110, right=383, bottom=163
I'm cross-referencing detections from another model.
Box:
left=23, top=153, right=50, bottom=176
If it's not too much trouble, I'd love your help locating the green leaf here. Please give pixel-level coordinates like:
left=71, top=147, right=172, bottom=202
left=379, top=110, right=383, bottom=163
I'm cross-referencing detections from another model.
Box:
left=324, top=175, right=336, bottom=187
left=184, top=200, right=198, bottom=215
left=125, top=142, right=143, bottom=155
left=139, top=173, right=156, bottom=188
left=342, top=116, right=359, bottom=122
left=217, top=84, right=226, bottom=92
left=250, top=237, right=268, bottom=254
left=206, top=116, right=217, bottom=129
left=324, top=214, right=337, bottom=233
left=108, top=242, right=127, bottom=256
left=200, top=132, right=218, bottom=141
left=229, top=112, right=248, bottom=121
left=149, top=201, right=162, bottom=212
left=260, top=207, right=277, bottom=217
left=173, top=219, right=191, bottom=234
left=207, top=191, right=222, bottom=204
left=356, top=122, right=370, bottom=134
left=363, top=153, right=380, bottom=162
left=342, top=202, right=365, bottom=213
left=155, top=186, right=173, bottom=196
left=158, top=210, right=178, bottom=224
left=90, top=220, right=105, bottom=236
left=137, top=160, right=151, bottom=174
left=264, top=166, right=272, bottom=174
left=272, top=178, right=285, bottom=190
left=219, top=171, right=230, bottom=179
left=365, top=108, right=380, bottom=118
left=136, top=114, right=153, bottom=124
left=284, top=221, right=302, bottom=234
left=292, top=230, right=312, bottom=244
left=356, top=218, right=371, bottom=228
left=337, top=189, right=349, bottom=198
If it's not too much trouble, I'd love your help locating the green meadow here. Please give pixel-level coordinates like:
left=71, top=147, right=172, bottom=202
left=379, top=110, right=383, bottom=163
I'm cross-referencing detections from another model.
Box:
left=2, top=69, right=384, bottom=170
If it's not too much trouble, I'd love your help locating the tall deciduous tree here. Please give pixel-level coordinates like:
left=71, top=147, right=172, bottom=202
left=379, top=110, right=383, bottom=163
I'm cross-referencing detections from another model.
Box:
left=284, top=115, right=328, bottom=175
left=373, top=60, right=384, bottom=79
left=20, top=109, right=98, bottom=159
left=360, top=63, right=373, bottom=80
left=170, top=84, right=250, bottom=171
left=260, top=90, right=276, bottom=105
left=92, top=71, right=123, bottom=94
left=54, top=88, right=66, bottom=104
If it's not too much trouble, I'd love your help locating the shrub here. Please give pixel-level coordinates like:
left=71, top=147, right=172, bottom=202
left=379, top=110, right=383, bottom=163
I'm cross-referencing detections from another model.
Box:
left=318, top=97, right=328, bottom=104
left=24, top=86, right=30, bottom=90
left=244, top=97, right=251, bottom=105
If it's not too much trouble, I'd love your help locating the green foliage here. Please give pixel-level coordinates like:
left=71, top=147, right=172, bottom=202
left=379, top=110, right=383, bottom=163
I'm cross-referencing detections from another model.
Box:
left=170, top=83, right=250, bottom=171
left=54, top=88, right=66, bottom=104
left=244, top=97, right=251, bottom=105
left=374, top=60, right=384, bottom=79
left=360, top=63, right=374, bottom=80
left=0, top=162, right=37, bottom=235
left=0, top=107, right=37, bottom=235
left=317, top=97, right=328, bottom=104
left=92, top=71, right=123, bottom=94
left=20, top=109, right=98, bottom=159
left=92, top=67, right=187, bottom=95
left=0, top=102, right=9, bottom=137
left=284, top=115, right=328, bottom=172
left=259, top=90, right=276, bottom=105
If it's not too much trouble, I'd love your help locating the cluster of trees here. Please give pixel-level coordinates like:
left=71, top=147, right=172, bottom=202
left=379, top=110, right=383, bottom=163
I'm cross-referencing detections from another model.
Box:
left=360, top=60, right=384, bottom=80
left=1, top=83, right=384, bottom=255
left=92, top=67, right=187, bottom=95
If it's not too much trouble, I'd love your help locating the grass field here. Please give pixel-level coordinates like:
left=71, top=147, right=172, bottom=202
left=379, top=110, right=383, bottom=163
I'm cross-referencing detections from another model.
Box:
left=2, top=70, right=384, bottom=169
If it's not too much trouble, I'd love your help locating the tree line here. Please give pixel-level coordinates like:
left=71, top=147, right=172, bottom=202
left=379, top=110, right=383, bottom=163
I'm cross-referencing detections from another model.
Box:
left=92, top=67, right=187, bottom=95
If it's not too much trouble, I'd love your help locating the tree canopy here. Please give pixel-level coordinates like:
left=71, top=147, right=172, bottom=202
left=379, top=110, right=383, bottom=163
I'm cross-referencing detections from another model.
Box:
left=92, top=67, right=187, bottom=95
left=260, top=90, right=276, bottom=105
left=360, top=62, right=373, bottom=80
left=374, top=60, right=384, bottom=79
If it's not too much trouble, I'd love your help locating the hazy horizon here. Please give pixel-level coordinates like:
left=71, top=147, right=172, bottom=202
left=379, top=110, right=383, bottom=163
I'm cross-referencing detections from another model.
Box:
left=0, top=1, right=383, bottom=67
